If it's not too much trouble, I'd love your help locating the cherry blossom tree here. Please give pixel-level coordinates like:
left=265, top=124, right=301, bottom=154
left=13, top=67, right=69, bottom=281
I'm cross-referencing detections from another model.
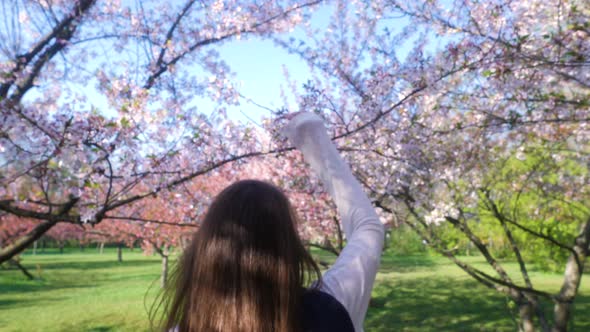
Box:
left=98, top=183, right=202, bottom=286
left=0, top=0, right=321, bottom=263
left=1, top=0, right=588, bottom=330
left=46, top=222, right=86, bottom=253
left=273, top=0, right=588, bottom=330
left=0, top=214, right=38, bottom=279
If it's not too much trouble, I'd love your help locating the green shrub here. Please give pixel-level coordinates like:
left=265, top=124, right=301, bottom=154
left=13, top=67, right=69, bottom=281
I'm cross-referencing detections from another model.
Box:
left=385, top=225, right=428, bottom=255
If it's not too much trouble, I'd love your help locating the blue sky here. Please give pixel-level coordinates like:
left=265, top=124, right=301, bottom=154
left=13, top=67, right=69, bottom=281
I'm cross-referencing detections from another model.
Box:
left=210, top=4, right=423, bottom=126
left=198, top=4, right=336, bottom=125
left=203, top=36, right=312, bottom=124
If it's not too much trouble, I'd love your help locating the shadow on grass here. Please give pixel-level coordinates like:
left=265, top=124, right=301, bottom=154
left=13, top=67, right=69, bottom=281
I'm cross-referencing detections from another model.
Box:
left=378, top=255, right=436, bottom=273
left=55, top=322, right=118, bottom=332
left=571, top=293, right=590, bottom=331
left=366, top=276, right=590, bottom=332
left=26, top=259, right=159, bottom=271
left=0, top=298, right=39, bottom=309
left=0, top=280, right=93, bottom=295
left=84, top=326, right=115, bottom=332
left=2, top=298, right=74, bottom=311
left=313, top=253, right=437, bottom=273
left=1, top=257, right=154, bottom=298
left=367, top=276, right=518, bottom=332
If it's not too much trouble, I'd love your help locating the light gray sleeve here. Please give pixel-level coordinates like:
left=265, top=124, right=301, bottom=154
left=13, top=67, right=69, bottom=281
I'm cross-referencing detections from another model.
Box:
left=283, top=112, right=385, bottom=332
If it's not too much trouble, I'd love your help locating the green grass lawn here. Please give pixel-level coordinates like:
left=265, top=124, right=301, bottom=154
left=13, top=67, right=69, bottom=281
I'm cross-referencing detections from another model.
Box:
left=1, top=248, right=588, bottom=331
left=366, top=255, right=590, bottom=331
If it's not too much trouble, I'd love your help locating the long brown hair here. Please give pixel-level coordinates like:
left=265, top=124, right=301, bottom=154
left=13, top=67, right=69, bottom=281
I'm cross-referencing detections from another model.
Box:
left=153, top=180, right=322, bottom=332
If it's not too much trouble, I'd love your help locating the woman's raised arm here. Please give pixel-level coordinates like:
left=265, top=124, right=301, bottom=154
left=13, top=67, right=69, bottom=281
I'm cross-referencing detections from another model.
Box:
left=283, top=112, right=384, bottom=332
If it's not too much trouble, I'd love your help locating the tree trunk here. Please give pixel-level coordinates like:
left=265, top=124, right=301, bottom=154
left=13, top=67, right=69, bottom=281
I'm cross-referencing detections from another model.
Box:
left=99, top=242, right=104, bottom=254
left=0, top=197, right=79, bottom=263
left=553, top=301, right=571, bottom=332
left=552, top=219, right=589, bottom=332
left=530, top=297, right=550, bottom=332
left=41, top=239, right=45, bottom=253
left=59, top=242, right=64, bottom=254
left=518, top=302, right=535, bottom=332
left=161, top=255, right=169, bottom=288
left=36, top=264, right=42, bottom=280
left=8, top=258, right=34, bottom=280
left=33, top=241, right=37, bottom=255
left=117, top=243, right=123, bottom=262
left=0, top=220, right=57, bottom=264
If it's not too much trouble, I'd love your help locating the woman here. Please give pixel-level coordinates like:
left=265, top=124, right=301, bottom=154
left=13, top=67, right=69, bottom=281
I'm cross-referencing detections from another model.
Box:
left=157, top=112, right=384, bottom=332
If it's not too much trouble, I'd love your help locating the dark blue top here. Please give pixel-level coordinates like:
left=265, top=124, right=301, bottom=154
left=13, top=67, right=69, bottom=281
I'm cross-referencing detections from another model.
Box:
left=302, top=289, right=355, bottom=332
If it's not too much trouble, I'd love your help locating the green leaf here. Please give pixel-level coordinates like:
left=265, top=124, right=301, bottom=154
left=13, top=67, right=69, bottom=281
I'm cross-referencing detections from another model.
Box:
left=47, top=159, right=59, bottom=169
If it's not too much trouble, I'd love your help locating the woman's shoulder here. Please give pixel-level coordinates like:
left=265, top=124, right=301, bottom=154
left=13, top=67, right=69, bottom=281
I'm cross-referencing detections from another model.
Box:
left=301, top=288, right=355, bottom=332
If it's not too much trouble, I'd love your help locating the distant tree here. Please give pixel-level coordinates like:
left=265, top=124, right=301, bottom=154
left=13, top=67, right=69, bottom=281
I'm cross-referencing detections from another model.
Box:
left=46, top=223, right=86, bottom=253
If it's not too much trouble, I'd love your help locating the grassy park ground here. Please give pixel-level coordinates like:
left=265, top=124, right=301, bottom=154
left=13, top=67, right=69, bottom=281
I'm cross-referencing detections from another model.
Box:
left=1, top=248, right=589, bottom=332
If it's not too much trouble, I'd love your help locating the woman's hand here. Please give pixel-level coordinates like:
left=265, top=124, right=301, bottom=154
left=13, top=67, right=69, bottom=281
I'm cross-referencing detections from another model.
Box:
left=281, top=111, right=306, bottom=121
left=280, top=112, right=326, bottom=149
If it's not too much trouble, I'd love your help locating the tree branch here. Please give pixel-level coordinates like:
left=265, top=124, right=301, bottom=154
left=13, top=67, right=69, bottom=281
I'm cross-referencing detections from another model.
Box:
left=104, top=215, right=198, bottom=228
left=483, top=190, right=534, bottom=289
